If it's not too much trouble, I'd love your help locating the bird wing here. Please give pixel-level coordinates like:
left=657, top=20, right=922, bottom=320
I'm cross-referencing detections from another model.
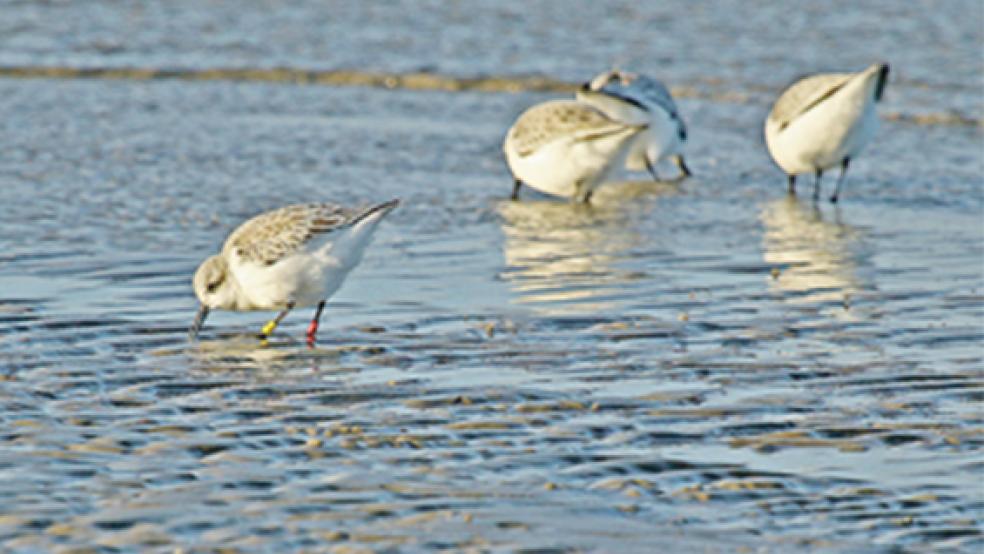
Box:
left=609, top=74, right=686, bottom=141
left=509, top=101, right=636, bottom=157
left=634, top=76, right=681, bottom=119
left=639, top=78, right=687, bottom=140
left=769, top=73, right=854, bottom=131
left=223, top=203, right=355, bottom=267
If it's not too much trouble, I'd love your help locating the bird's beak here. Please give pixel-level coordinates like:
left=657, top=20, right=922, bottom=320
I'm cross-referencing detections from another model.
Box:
left=189, top=304, right=209, bottom=339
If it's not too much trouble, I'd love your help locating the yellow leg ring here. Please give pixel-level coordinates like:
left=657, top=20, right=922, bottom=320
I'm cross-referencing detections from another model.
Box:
left=261, top=320, right=278, bottom=336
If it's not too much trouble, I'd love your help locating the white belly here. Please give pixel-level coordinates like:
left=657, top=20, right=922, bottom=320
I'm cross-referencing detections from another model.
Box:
left=766, top=92, right=879, bottom=176
left=505, top=131, right=634, bottom=200
left=232, top=254, right=348, bottom=310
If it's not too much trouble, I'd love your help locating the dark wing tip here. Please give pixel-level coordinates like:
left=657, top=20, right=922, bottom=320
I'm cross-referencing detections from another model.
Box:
left=346, top=199, right=400, bottom=228
left=874, top=63, right=890, bottom=102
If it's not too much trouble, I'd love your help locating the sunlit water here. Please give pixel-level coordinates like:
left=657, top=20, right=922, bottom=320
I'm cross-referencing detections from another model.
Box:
left=0, top=1, right=981, bottom=552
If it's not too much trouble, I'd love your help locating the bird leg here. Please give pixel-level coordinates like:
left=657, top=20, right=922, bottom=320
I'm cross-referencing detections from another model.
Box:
left=787, top=174, right=797, bottom=195
left=673, top=155, right=692, bottom=179
left=572, top=179, right=593, bottom=204
left=260, top=301, right=294, bottom=339
left=306, top=300, right=326, bottom=345
left=645, top=158, right=661, bottom=181
left=813, top=168, right=823, bottom=202
left=510, top=179, right=522, bottom=200
left=830, top=158, right=850, bottom=203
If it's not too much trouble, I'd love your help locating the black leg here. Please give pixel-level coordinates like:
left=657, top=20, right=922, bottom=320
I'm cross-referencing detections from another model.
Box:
left=645, top=158, right=660, bottom=181
left=306, top=300, right=326, bottom=344
left=260, top=301, right=295, bottom=339
left=812, top=168, right=823, bottom=202
left=830, top=158, right=850, bottom=203
left=510, top=179, right=522, bottom=200
left=572, top=179, right=593, bottom=204
left=787, top=174, right=797, bottom=195
left=673, top=155, right=692, bottom=178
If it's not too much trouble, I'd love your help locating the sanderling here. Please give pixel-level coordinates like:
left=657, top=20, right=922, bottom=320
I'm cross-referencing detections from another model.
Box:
left=189, top=199, right=399, bottom=343
left=577, top=70, right=691, bottom=181
left=504, top=99, right=647, bottom=203
left=765, top=63, right=889, bottom=203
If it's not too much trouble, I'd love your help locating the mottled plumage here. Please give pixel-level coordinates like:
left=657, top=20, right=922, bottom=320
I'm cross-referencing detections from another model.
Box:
left=225, top=203, right=356, bottom=267
left=507, top=100, right=636, bottom=158
left=504, top=99, right=646, bottom=202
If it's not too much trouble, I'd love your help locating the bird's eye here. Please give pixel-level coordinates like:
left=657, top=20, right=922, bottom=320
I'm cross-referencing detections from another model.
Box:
left=206, top=280, right=221, bottom=293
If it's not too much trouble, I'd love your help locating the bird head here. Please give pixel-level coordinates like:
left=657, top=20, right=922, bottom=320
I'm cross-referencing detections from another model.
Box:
left=189, top=255, right=236, bottom=337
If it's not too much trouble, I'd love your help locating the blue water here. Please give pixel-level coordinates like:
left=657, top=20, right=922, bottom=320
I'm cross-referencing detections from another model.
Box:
left=0, top=2, right=981, bottom=552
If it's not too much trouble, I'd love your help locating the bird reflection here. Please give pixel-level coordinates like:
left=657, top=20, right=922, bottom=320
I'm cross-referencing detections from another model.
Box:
left=182, top=333, right=343, bottom=372
left=760, top=196, right=868, bottom=317
left=498, top=198, right=647, bottom=315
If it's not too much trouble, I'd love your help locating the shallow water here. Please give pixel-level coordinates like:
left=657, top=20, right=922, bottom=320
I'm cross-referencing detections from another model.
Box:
left=1, top=2, right=982, bottom=553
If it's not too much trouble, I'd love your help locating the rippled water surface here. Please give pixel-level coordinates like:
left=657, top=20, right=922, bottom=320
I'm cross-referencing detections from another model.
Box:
left=0, top=1, right=982, bottom=552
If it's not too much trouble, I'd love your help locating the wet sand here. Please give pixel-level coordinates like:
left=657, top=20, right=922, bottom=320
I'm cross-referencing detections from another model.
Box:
left=0, top=1, right=981, bottom=552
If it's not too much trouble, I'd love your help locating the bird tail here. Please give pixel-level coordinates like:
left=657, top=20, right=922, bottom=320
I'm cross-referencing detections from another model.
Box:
left=347, top=199, right=400, bottom=228
left=873, top=63, right=890, bottom=102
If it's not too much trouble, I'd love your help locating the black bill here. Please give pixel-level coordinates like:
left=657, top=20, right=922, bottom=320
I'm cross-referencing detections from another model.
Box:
left=189, top=304, right=210, bottom=340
